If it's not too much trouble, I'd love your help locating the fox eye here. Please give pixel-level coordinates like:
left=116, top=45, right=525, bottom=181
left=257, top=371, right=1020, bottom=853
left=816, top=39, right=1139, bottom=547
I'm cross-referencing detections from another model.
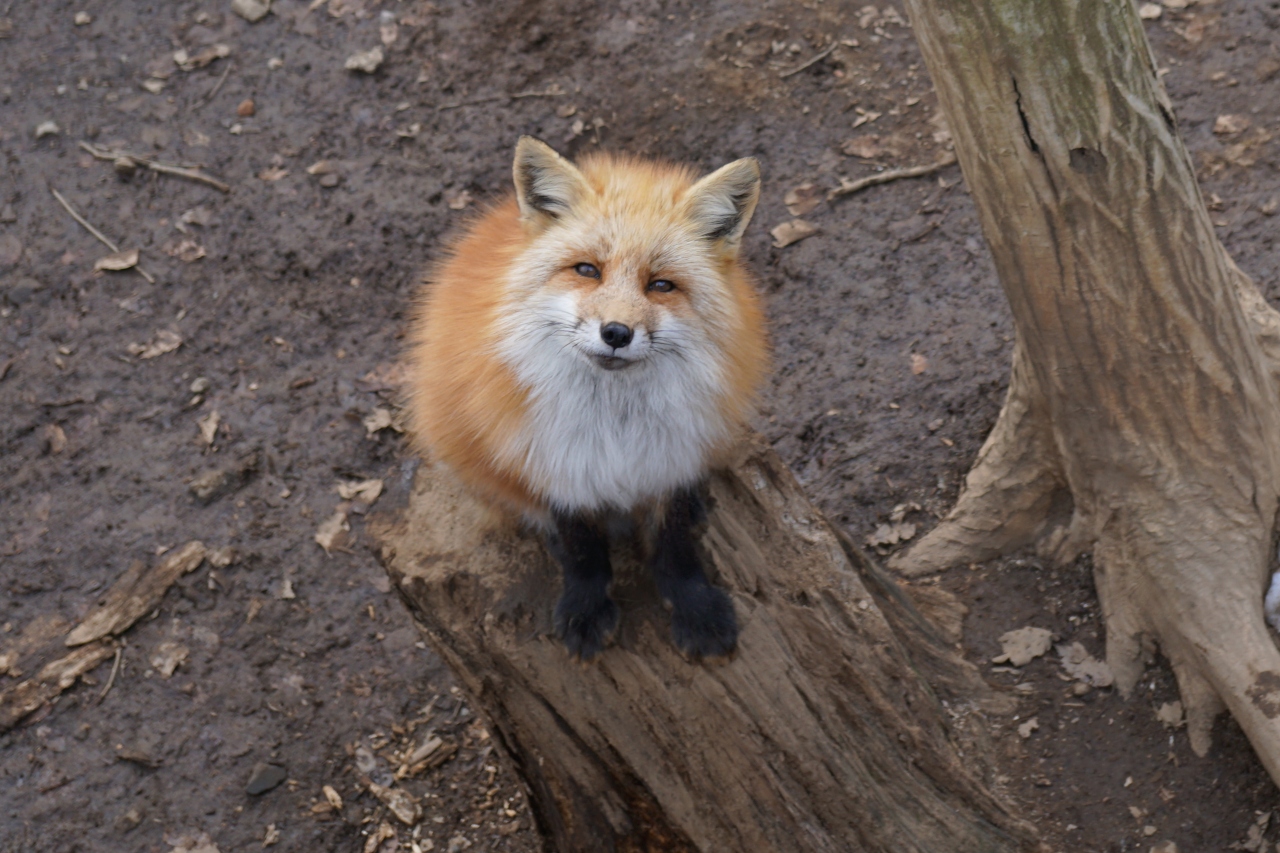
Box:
left=647, top=279, right=676, bottom=293
left=574, top=263, right=601, bottom=279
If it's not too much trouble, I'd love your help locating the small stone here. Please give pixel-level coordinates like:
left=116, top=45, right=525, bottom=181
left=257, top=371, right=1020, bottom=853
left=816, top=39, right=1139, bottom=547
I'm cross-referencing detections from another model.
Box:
left=190, top=376, right=211, bottom=394
left=73, top=11, right=92, bottom=25
left=319, top=173, right=340, bottom=188
left=245, top=762, right=287, bottom=795
left=236, top=98, right=255, bottom=117
left=35, top=121, right=60, bottom=139
left=231, top=0, right=271, bottom=23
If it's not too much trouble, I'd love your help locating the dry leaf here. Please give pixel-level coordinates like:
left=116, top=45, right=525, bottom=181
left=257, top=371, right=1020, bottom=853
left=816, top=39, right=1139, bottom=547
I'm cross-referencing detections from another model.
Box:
left=198, top=410, right=220, bottom=446
left=42, top=424, right=67, bottom=455
left=231, top=0, right=271, bottom=22
left=784, top=183, right=822, bottom=217
left=150, top=641, right=189, bottom=678
left=180, top=206, right=214, bottom=227
left=127, top=329, right=183, bottom=360
left=842, top=136, right=884, bottom=159
left=363, top=823, right=396, bottom=853
left=1057, top=641, right=1115, bottom=687
left=315, top=510, right=350, bottom=554
left=1138, top=3, right=1163, bottom=19
left=910, top=353, right=928, bottom=375
left=166, top=831, right=221, bottom=853
left=262, top=824, right=280, bottom=848
left=867, top=521, right=917, bottom=551
left=770, top=219, right=819, bottom=249
left=173, top=44, right=231, bottom=72
left=94, top=248, right=140, bottom=272
left=163, top=239, right=207, bottom=262
left=446, top=188, right=473, bottom=210
left=258, top=166, right=289, bottom=182
left=1155, top=700, right=1185, bottom=729
left=368, top=782, right=422, bottom=825
left=1017, top=717, right=1040, bottom=739
left=345, top=46, right=384, bottom=74
left=336, top=478, right=384, bottom=505
left=993, top=626, right=1053, bottom=666
left=363, top=408, right=401, bottom=436
left=323, top=784, right=344, bottom=809
left=1214, top=114, right=1251, bottom=135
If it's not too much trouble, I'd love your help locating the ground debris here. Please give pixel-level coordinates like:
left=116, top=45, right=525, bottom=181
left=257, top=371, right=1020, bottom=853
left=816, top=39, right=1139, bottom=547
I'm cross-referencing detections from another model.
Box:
left=337, top=478, right=384, bottom=505
left=65, top=541, right=207, bottom=646
left=246, top=762, right=288, bottom=795
left=198, top=410, right=221, bottom=446
left=127, top=329, right=182, bottom=359
left=783, top=183, right=822, bottom=217
left=165, top=831, right=222, bottom=853
left=1156, top=700, right=1185, bottom=729
left=993, top=626, right=1053, bottom=666
left=1016, top=717, right=1039, bottom=739
left=345, top=46, right=384, bottom=73
left=770, top=219, right=819, bottom=248
left=95, top=248, right=140, bottom=272
left=232, top=0, right=272, bottom=23
left=1057, top=641, right=1114, bottom=687
left=262, top=824, right=280, bottom=847
left=315, top=510, right=350, bottom=554
left=363, top=822, right=397, bottom=853
left=368, top=781, right=422, bottom=825
left=163, top=238, right=207, bottom=262
left=174, top=44, right=231, bottom=72
left=0, top=641, right=115, bottom=732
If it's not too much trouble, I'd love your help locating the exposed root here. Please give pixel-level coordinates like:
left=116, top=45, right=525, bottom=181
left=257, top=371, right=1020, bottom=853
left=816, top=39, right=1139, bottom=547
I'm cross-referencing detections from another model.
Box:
left=891, top=343, right=1068, bottom=576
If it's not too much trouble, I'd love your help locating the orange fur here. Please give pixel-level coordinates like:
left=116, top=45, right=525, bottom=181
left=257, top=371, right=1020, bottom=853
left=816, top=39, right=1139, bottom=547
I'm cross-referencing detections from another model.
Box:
left=407, top=149, right=768, bottom=518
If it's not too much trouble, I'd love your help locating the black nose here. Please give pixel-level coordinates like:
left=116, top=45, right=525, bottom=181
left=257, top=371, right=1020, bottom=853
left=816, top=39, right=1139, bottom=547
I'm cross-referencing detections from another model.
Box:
left=600, top=322, right=633, bottom=349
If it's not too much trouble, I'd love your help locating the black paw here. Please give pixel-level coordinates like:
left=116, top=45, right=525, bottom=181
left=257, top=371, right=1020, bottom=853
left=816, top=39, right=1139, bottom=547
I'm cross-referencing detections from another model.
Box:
left=554, top=594, right=620, bottom=661
left=669, top=584, right=738, bottom=660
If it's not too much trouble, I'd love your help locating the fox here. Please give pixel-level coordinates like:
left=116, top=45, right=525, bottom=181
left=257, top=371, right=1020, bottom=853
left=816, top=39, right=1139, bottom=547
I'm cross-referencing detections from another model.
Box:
left=407, top=136, right=768, bottom=661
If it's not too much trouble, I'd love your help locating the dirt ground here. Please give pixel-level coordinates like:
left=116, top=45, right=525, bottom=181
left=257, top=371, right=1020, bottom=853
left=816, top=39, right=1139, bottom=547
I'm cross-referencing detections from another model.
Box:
left=2, top=0, right=1279, bottom=851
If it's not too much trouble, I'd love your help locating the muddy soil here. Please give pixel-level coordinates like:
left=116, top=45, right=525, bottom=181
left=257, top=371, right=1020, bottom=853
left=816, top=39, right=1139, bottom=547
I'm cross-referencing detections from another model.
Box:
left=1, top=0, right=1278, bottom=851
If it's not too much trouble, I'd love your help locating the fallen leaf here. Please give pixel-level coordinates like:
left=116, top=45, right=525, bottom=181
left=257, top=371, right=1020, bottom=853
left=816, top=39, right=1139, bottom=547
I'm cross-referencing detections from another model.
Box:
left=851, top=109, right=881, bottom=129
left=345, top=46, right=384, bottom=74
left=1214, top=114, right=1251, bottom=135
left=173, top=44, right=231, bottom=72
left=1155, top=700, right=1185, bottom=729
left=336, top=478, right=384, bottom=505
left=1138, top=3, right=1163, bottom=19
left=315, top=510, right=350, bottom=554
left=198, top=410, right=221, bottom=446
left=262, top=824, right=280, bottom=848
left=770, top=219, right=819, bottom=249
left=363, top=823, right=396, bottom=853
left=842, top=135, right=884, bottom=159
left=368, top=782, right=422, bottom=825
left=35, top=121, right=60, bottom=139
left=41, top=424, right=67, bottom=455
left=994, top=626, right=1053, bottom=666
left=127, top=329, right=183, bottom=359
left=1017, top=717, right=1039, bottom=739
left=446, top=188, right=473, bottom=210
left=150, top=641, right=189, bottom=678
left=94, top=248, right=140, bottom=272
left=784, top=183, right=822, bottom=217
left=363, top=408, right=399, bottom=436
left=274, top=577, right=296, bottom=600
left=867, top=521, right=917, bottom=551
left=166, top=831, right=221, bottom=853
left=180, top=206, right=214, bottom=227
left=1057, top=641, right=1115, bottom=687
left=258, top=166, right=289, bottom=182
left=323, top=784, right=344, bottom=809
left=163, top=239, right=206, bottom=262
left=910, top=353, right=928, bottom=375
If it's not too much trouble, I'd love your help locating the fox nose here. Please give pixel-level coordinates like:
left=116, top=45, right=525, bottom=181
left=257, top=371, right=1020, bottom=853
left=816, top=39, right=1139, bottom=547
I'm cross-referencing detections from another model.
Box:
left=600, top=322, right=633, bottom=349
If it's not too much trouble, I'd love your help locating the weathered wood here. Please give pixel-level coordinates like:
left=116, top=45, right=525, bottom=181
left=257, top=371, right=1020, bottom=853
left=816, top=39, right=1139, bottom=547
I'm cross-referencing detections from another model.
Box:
left=373, top=437, right=1034, bottom=853
left=898, top=0, right=1280, bottom=781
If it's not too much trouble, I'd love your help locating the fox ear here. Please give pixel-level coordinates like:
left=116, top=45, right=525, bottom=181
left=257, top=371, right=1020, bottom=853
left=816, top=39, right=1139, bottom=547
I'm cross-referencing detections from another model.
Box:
left=513, top=136, right=589, bottom=222
left=683, top=158, right=761, bottom=247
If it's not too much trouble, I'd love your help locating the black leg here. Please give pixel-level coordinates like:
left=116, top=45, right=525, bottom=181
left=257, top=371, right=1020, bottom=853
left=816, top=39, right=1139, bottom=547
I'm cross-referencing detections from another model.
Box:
left=649, top=487, right=738, bottom=659
left=545, top=513, right=619, bottom=661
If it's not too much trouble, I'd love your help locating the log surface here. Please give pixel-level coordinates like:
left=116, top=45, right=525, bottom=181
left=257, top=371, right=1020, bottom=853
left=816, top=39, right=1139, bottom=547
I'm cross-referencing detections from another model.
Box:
left=374, top=437, right=1032, bottom=853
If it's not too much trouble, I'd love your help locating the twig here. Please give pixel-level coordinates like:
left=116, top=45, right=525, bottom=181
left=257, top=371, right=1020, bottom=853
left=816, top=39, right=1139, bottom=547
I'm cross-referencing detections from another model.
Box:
left=779, top=41, right=839, bottom=79
left=438, top=86, right=566, bottom=111
left=98, top=646, right=123, bottom=704
left=79, top=142, right=231, bottom=193
left=827, top=153, right=959, bottom=200
left=189, top=60, right=234, bottom=112
left=50, top=187, right=157, bottom=284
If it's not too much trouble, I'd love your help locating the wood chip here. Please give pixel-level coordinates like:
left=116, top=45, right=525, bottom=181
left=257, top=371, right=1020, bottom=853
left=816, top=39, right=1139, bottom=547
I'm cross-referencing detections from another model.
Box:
left=994, top=626, right=1053, bottom=666
left=65, top=542, right=207, bottom=646
left=368, top=782, right=422, bottom=825
left=94, top=248, right=139, bottom=272
left=127, top=329, right=183, bottom=359
left=0, top=642, right=115, bottom=732
left=315, top=511, right=350, bottom=554
left=769, top=219, right=819, bottom=248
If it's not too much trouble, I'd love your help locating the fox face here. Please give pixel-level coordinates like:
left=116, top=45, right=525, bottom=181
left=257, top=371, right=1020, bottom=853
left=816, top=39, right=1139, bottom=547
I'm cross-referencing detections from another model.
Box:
left=486, top=139, right=767, bottom=513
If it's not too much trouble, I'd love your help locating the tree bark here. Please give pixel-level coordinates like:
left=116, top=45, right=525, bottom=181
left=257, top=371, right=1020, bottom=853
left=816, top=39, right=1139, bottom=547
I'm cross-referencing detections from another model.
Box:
left=896, top=0, right=1280, bottom=779
left=372, top=437, right=1035, bottom=853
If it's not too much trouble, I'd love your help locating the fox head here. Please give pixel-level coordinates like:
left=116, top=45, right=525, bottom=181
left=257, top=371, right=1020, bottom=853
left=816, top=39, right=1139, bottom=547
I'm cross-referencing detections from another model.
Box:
left=498, top=137, right=764, bottom=392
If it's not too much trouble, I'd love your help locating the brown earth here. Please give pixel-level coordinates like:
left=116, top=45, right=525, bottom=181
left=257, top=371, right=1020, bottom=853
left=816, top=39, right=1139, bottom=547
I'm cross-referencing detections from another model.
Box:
left=1, top=0, right=1279, bottom=851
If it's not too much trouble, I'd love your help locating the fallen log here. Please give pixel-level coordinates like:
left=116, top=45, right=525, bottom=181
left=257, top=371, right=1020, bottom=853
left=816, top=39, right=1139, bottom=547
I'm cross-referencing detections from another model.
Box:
left=372, top=436, right=1035, bottom=852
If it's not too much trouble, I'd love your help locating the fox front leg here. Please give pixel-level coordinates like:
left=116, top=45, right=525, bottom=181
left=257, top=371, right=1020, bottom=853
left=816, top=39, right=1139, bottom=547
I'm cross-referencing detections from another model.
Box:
left=545, top=514, right=619, bottom=661
left=649, top=488, right=738, bottom=659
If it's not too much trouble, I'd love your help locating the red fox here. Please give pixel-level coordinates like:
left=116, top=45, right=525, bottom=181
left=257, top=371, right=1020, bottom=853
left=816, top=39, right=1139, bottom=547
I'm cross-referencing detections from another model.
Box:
left=407, top=137, right=768, bottom=660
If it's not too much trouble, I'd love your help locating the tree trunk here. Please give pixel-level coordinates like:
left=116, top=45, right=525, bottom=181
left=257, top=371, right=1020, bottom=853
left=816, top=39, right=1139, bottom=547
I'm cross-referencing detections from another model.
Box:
left=896, top=0, right=1280, bottom=780
left=372, top=437, right=1035, bottom=853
